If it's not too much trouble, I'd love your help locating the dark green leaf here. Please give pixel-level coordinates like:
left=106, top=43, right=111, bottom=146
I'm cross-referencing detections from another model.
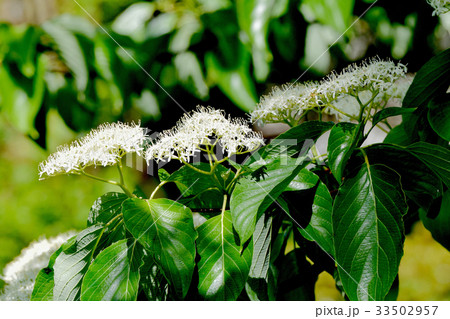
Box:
left=327, top=122, right=358, bottom=183
left=230, top=155, right=306, bottom=243
left=197, top=211, right=252, bottom=300
left=122, top=198, right=196, bottom=298
left=407, top=142, right=450, bottom=189
left=245, top=213, right=273, bottom=301
left=333, top=162, right=406, bottom=300
left=420, top=189, right=450, bottom=251
left=80, top=239, right=143, bottom=301
left=403, top=48, right=450, bottom=108
left=276, top=249, right=316, bottom=300
left=53, top=225, right=104, bottom=300
left=299, top=181, right=334, bottom=256
left=260, top=121, right=334, bottom=159
left=428, top=95, right=450, bottom=141
left=363, top=144, right=442, bottom=210
left=372, top=107, right=416, bottom=129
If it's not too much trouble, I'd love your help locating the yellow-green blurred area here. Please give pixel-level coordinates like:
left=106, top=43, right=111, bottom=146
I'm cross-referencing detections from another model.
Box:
left=0, top=0, right=449, bottom=299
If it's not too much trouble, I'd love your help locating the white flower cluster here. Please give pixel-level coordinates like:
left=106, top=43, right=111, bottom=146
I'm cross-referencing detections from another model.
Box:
left=427, top=0, right=450, bottom=16
left=251, top=58, right=408, bottom=124
left=146, top=106, right=264, bottom=163
left=0, top=232, right=74, bottom=301
left=39, top=122, right=147, bottom=178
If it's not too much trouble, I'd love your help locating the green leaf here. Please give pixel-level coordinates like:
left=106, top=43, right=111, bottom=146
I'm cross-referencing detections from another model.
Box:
left=174, top=51, right=209, bottom=99
left=122, top=198, right=196, bottom=298
left=327, top=122, right=358, bottom=183
left=333, top=162, right=406, bottom=300
left=285, top=168, right=319, bottom=191
left=197, top=211, right=252, bottom=300
left=428, top=95, right=450, bottom=141
left=230, top=155, right=306, bottom=243
left=403, top=48, right=450, bottom=108
left=420, top=189, right=450, bottom=251
left=363, top=144, right=442, bottom=210
left=407, top=142, right=450, bottom=189
left=245, top=213, right=273, bottom=301
left=139, top=255, right=170, bottom=301
left=31, top=239, right=73, bottom=301
left=166, top=163, right=234, bottom=209
left=205, top=50, right=258, bottom=112
left=276, top=249, right=316, bottom=300
left=42, top=21, right=89, bottom=92
left=53, top=225, right=104, bottom=300
left=260, top=121, right=334, bottom=159
left=0, top=54, right=46, bottom=138
left=300, top=0, right=355, bottom=33
left=236, top=0, right=275, bottom=81
left=299, top=181, right=334, bottom=256
left=88, top=192, right=127, bottom=246
left=167, top=162, right=234, bottom=196
left=80, top=239, right=143, bottom=301
left=372, top=107, right=416, bottom=129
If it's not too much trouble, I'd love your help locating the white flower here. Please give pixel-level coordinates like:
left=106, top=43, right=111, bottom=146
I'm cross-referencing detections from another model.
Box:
left=0, top=232, right=75, bottom=301
left=427, top=0, right=450, bottom=16
left=146, top=106, right=264, bottom=163
left=250, top=82, right=318, bottom=124
left=251, top=58, right=407, bottom=124
left=39, top=122, right=147, bottom=178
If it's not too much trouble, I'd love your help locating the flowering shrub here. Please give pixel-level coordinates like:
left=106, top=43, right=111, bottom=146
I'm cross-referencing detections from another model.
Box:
left=11, top=49, right=448, bottom=301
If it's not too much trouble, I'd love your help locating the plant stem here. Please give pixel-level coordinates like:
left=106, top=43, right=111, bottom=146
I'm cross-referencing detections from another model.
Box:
left=150, top=181, right=168, bottom=200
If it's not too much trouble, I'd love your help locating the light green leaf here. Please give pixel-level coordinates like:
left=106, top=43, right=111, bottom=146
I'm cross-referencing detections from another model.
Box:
left=80, top=239, right=143, bottom=301
left=0, top=54, right=46, bottom=138
left=327, top=122, right=358, bottom=183
left=31, top=239, right=74, bottom=301
left=42, top=21, right=88, bottom=92
left=333, top=162, right=406, bottom=300
left=122, top=198, right=196, bottom=298
left=205, top=51, right=258, bottom=112
left=53, top=225, right=104, bottom=300
left=174, top=51, right=209, bottom=99
left=197, top=211, right=253, bottom=300
left=236, top=0, right=275, bottom=81
left=300, top=0, right=355, bottom=33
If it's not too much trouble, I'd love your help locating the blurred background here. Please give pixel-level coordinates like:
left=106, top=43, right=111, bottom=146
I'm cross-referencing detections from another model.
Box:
left=0, top=0, right=449, bottom=300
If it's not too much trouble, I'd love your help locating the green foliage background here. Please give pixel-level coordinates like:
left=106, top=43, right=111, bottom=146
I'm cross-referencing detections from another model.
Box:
left=0, top=0, right=449, bottom=299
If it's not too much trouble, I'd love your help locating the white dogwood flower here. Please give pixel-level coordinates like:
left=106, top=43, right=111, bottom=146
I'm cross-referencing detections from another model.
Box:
left=0, top=232, right=74, bottom=301
left=251, top=58, right=407, bottom=124
left=146, top=106, right=264, bottom=163
left=427, top=0, right=450, bottom=16
left=39, top=122, right=147, bottom=178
